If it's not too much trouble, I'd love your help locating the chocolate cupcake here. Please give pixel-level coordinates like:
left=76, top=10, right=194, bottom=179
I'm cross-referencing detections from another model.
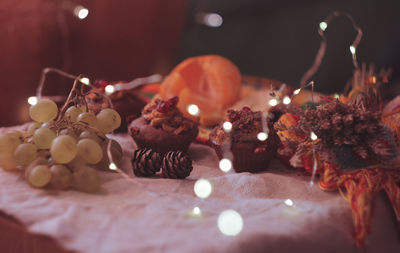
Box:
left=85, top=83, right=146, bottom=132
left=110, top=89, right=146, bottom=132
left=210, top=107, right=280, bottom=173
left=129, top=96, right=198, bottom=154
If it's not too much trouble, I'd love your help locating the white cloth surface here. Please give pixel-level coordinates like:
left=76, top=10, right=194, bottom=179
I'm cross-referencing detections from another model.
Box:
left=0, top=125, right=399, bottom=253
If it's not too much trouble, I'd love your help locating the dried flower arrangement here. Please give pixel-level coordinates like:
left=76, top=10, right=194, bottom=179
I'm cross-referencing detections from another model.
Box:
left=272, top=72, right=400, bottom=247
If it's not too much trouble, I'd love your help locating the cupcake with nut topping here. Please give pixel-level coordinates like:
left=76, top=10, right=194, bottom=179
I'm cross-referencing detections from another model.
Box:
left=210, top=107, right=280, bottom=173
left=129, top=96, right=199, bottom=154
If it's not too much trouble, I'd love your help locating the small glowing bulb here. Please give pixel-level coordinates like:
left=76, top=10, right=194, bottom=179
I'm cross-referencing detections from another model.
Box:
left=269, top=98, right=278, bottom=107
left=80, top=77, right=90, bottom=85
left=109, top=162, right=117, bottom=170
left=28, top=96, right=38, bottom=105
left=74, top=6, right=89, bottom=20
left=284, top=199, right=293, bottom=206
left=333, top=93, right=340, bottom=99
left=219, top=158, right=232, bottom=172
left=193, top=206, right=201, bottom=216
left=257, top=132, right=268, bottom=141
left=293, top=88, right=301, bottom=95
left=194, top=179, right=212, bottom=199
left=187, top=104, right=200, bottom=116
left=319, top=22, right=328, bottom=31
left=204, top=13, right=223, bottom=27
left=105, top=85, right=116, bottom=95
left=218, top=210, right=243, bottom=236
left=222, top=121, right=232, bottom=132
left=283, top=96, right=291, bottom=105
left=310, top=131, right=318, bottom=141
left=349, top=45, right=356, bottom=55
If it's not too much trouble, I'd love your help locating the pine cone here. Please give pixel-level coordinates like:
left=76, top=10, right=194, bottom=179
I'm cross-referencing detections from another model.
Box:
left=162, top=151, right=193, bottom=179
left=132, top=148, right=162, bottom=177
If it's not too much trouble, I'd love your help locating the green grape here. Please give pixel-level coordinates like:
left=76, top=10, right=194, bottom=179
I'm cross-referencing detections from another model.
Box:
left=64, top=106, right=81, bottom=122
left=68, top=152, right=86, bottom=166
left=77, top=112, right=98, bottom=128
left=50, top=165, right=72, bottom=190
left=96, top=108, right=121, bottom=133
left=77, top=139, right=103, bottom=164
left=0, top=133, right=22, bottom=154
left=72, top=165, right=100, bottom=193
left=97, top=139, right=123, bottom=170
left=33, top=127, right=56, bottom=149
left=79, top=131, right=102, bottom=143
left=59, top=128, right=78, bottom=139
left=14, top=143, right=37, bottom=166
left=7, top=130, right=24, bottom=139
left=27, top=122, right=41, bottom=136
left=28, top=165, right=51, bottom=188
left=0, top=153, right=17, bottom=170
left=29, top=99, right=58, bottom=123
left=50, top=135, right=78, bottom=163
left=24, top=157, right=48, bottom=179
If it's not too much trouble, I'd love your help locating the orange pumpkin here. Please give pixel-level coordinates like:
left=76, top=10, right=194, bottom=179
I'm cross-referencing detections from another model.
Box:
left=159, top=55, right=242, bottom=126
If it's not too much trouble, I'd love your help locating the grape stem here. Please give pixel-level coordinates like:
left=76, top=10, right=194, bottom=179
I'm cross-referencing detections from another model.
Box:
left=56, top=75, right=87, bottom=122
left=37, top=67, right=114, bottom=110
left=37, top=68, right=84, bottom=99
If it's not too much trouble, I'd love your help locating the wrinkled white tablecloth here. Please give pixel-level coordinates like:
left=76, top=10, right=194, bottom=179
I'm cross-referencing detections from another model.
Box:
left=0, top=125, right=399, bottom=253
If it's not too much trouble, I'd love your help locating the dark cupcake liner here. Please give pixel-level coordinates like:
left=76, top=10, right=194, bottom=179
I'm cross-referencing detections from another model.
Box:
left=212, top=133, right=280, bottom=173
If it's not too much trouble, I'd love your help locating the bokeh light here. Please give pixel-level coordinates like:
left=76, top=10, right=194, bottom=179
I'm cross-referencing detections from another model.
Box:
left=187, top=104, right=200, bottom=116
left=193, top=206, right=201, bottom=216
left=74, top=6, right=89, bottom=20
left=310, top=131, right=318, bottom=141
left=319, top=21, right=328, bottom=31
left=204, top=13, right=223, bottom=27
left=219, top=158, right=232, bottom=172
left=28, top=96, right=38, bottom=105
left=257, top=132, right=268, bottom=141
left=284, top=199, right=293, bottom=206
left=269, top=98, right=278, bottom=107
left=349, top=45, right=356, bottom=55
left=194, top=178, right=212, bottom=199
left=79, top=77, right=90, bottom=85
left=222, top=121, right=232, bottom=132
left=109, top=162, right=117, bottom=170
left=105, top=85, right=116, bottom=95
left=218, top=210, right=243, bottom=236
left=283, top=96, right=291, bottom=105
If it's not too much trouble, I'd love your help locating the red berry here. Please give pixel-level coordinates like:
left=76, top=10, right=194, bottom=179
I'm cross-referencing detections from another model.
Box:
left=228, top=110, right=239, bottom=122
left=168, top=96, right=179, bottom=107
left=242, top=106, right=251, bottom=112
left=156, top=96, right=179, bottom=113
left=156, top=101, right=169, bottom=113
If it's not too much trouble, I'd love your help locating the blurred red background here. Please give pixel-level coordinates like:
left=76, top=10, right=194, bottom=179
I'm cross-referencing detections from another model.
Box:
left=0, top=0, right=187, bottom=126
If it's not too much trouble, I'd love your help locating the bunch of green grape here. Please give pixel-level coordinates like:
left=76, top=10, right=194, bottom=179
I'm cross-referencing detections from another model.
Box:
left=0, top=98, right=123, bottom=193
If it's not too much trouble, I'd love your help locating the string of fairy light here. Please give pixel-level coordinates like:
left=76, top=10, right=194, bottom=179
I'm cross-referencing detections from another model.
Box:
left=28, top=68, right=162, bottom=106
left=187, top=82, right=304, bottom=236
left=27, top=60, right=312, bottom=239
left=26, top=10, right=363, bottom=238
left=187, top=10, right=364, bottom=235
left=300, top=11, right=362, bottom=87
